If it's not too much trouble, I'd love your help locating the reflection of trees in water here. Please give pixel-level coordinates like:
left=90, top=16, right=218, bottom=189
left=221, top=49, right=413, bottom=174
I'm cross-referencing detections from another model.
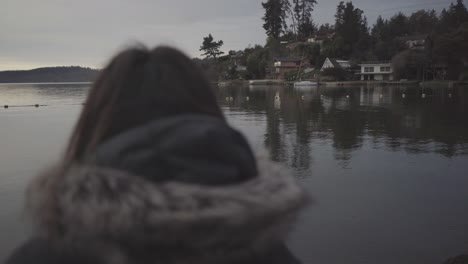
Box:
left=281, top=89, right=314, bottom=172
left=326, top=88, right=365, bottom=150
left=313, top=85, right=468, bottom=158
left=265, top=101, right=284, bottom=162
left=258, top=87, right=286, bottom=162
left=215, top=85, right=468, bottom=171
left=369, top=86, right=468, bottom=157
left=291, top=100, right=312, bottom=171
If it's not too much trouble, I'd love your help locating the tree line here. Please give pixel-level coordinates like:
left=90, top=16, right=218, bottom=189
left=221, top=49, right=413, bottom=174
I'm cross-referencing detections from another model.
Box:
left=198, top=0, right=468, bottom=81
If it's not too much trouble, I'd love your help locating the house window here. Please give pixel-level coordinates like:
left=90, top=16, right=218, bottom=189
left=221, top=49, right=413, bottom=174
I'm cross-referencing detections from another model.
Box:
left=364, top=67, right=374, bottom=73
left=380, top=66, right=391, bottom=72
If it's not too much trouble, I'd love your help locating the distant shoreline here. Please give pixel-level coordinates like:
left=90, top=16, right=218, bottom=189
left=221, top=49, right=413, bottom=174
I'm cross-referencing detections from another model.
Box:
left=0, top=66, right=99, bottom=84
left=0, top=82, right=93, bottom=85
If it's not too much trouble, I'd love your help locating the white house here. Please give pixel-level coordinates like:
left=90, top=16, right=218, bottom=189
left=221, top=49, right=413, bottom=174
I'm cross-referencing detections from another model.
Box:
left=307, top=37, right=325, bottom=46
left=399, top=35, right=428, bottom=50
left=357, top=62, right=394, bottom=81
left=307, top=33, right=335, bottom=46
left=321, top=58, right=352, bottom=71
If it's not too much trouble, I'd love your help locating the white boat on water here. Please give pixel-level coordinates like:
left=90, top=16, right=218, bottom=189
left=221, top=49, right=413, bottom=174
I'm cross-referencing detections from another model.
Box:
left=294, top=81, right=318, bottom=87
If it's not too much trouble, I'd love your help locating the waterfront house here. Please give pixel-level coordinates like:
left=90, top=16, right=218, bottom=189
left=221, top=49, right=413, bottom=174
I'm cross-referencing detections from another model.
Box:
left=307, top=36, right=328, bottom=46
left=230, top=51, right=244, bottom=66
left=308, top=33, right=335, bottom=44
left=357, top=62, right=394, bottom=81
left=229, top=51, right=247, bottom=73
left=274, top=57, right=308, bottom=80
left=307, top=37, right=325, bottom=46
left=399, top=35, right=429, bottom=50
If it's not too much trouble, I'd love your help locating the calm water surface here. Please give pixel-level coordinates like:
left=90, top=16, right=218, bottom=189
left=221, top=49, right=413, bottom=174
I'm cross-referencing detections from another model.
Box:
left=0, top=83, right=467, bottom=264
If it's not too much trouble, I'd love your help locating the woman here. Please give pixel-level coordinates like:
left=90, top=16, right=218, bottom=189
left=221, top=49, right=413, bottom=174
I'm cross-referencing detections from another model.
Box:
left=6, top=46, right=308, bottom=264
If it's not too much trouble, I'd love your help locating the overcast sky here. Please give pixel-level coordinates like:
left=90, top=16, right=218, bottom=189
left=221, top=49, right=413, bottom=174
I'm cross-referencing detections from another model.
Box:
left=0, top=0, right=451, bottom=70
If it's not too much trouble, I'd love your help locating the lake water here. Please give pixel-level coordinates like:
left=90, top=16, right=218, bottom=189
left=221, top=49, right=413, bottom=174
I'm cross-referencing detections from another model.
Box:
left=0, top=83, right=467, bottom=264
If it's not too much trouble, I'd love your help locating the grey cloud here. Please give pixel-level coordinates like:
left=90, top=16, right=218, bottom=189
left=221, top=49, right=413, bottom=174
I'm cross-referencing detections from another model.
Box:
left=0, top=0, right=447, bottom=70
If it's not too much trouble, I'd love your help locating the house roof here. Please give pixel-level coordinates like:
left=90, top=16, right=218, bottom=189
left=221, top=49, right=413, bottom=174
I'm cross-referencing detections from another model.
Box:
left=327, top=58, right=342, bottom=68
left=320, top=58, right=358, bottom=72
left=275, top=57, right=303, bottom=62
left=327, top=58, right=352, bottom=68
left=359, top=61, right=392, bottom=66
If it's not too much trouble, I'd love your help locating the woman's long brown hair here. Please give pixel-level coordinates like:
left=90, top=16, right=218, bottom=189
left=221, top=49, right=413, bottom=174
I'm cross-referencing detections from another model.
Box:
left=65, top=45, right=224, bottom=164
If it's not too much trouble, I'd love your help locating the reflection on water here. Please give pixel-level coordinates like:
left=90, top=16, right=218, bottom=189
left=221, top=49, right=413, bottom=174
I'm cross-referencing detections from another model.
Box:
left=0, top=83, right=89, bottom=107
left=217, top=85, right=468, bottom=171
left=216, top=85, right=468, bottom=264
left=0, top=83, right=467, bottom=264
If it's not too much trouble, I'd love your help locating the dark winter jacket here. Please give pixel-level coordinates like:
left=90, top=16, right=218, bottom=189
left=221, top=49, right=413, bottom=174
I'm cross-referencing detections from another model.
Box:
left=6, top=115, right=308, bottom=264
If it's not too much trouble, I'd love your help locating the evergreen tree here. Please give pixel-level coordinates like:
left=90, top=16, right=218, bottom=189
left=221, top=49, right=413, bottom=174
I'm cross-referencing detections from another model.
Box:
left=451, top=0, right=468, bottom=26
left=433, top=22, right=468, bottom=79
left=200, top=34, right=224, bottom=59
left=371, top=16, right=389, bottom=41
left=281, top=0, right=292, bottom=33
left=370, top=16, right=404, bottom=60
left=292, top=0, right=318, bottom=39
left=317, top=23, right=334, bottom=36
left=408, top=10, right=439, bottom=34
left=387, top=12, right=410, bottom=38
left=438, top=8, right=450, bottom=32
left=262, top=0, right=290, bottom=39
left=334, top=1, right=370, bottom=58
left=438, top=1, right=468, bottom=33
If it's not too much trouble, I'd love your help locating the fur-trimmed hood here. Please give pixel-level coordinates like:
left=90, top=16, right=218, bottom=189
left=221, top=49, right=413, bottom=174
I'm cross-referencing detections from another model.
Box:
left=25, top=115, right=308, bottom=263
left=26, top=156, right=308, bottom=263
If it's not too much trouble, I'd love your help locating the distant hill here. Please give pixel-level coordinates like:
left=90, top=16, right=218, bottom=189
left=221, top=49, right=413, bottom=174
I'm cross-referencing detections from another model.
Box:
left=0, top=66, right=100, bottom=83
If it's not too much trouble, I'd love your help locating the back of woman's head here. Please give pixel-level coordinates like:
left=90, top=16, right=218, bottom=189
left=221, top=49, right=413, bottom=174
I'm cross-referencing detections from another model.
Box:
left=66, top=45, right=223, bottom=162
